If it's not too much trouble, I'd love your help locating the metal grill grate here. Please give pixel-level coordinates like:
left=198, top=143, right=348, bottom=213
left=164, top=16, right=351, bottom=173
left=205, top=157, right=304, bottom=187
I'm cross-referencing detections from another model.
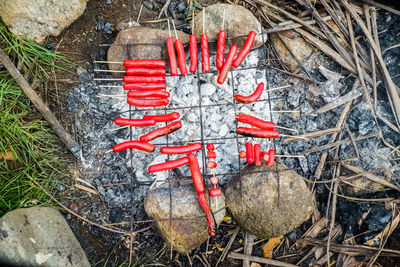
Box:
left=93, top=31, right=296, bottom=227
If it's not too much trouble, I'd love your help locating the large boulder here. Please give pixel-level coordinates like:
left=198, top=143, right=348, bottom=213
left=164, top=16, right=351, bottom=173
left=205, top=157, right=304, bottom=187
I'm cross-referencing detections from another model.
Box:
left=0, top=0, right=88, bottom=43
left=107, top=26, right=189, bottom=73
left=0, top=206, right=90, bottom=266
left=225, top=163, right=314, bottom=238
left=144, top=179, right=225, bottom=253
left=193, top=4, right=263, bottom=50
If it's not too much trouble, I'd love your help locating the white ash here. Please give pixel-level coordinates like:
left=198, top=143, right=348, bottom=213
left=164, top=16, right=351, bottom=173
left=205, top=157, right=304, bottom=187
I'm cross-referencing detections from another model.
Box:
left=69, top=48, right=400, bottom=208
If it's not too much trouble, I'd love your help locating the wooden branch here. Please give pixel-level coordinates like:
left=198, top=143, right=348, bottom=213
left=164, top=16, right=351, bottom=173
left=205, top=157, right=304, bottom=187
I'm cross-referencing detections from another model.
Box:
left=0, top=48, right=81, bottom=159
left=284, top=128, right=341, bottom=143
left=313, top=101, right=352, bottom=181
left=341, top=163, right=400, bottom=191
left=243, top=232, right=255, bottom=267
left=360, top=0, right=400, bottom=16
left=341, top=0, right=400, bottom=127
left=314, top=89, right=362, bottom=114
left=228, top=252, right=298, bottom=267
left=298, top=238, right=400, bottom=257
left=264, top=16, right=332, bottom=34
left=252, top=0, right=327, bottom=39
left=302, top=133, right=378, bottom=155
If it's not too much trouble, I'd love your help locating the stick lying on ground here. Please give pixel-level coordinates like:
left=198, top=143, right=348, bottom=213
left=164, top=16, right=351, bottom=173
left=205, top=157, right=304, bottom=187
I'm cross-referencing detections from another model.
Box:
left=0, top=48, right=81, bottom=159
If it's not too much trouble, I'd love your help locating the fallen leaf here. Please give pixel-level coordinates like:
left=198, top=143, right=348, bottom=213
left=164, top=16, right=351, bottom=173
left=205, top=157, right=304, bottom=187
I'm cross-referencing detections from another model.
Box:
left=0, top=148, right=16, bottom=161
left=215, top=243, right=224, bottom=252
left=261, top=236, right=282, bottom=258
left=74, top=184, right=98, bottom=195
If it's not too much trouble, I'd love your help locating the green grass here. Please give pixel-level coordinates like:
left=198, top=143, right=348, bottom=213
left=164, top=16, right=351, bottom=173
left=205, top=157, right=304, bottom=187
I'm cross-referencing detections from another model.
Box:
left=0, top=24, right=69, bottom=216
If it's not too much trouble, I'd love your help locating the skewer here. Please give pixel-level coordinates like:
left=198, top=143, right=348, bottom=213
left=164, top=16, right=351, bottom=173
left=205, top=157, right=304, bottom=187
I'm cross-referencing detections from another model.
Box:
left=96, top=93, right=124, bottom=98
left=94, top=69, right=125, bottom=73
left=172, top=19, right=179, bottom=40
left=232, top=152, right=305, bottom=158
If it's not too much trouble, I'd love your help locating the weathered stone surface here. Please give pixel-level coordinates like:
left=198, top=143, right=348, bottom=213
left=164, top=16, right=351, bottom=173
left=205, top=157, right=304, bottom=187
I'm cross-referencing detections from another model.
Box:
left=270, top=30, right=313, bottom=71
left=0, top=206, right=90, bottom=267
left=0, top=0, right=88, bottom=43
left=107, top=26, right=189, bottom=73
left=144, top=179, right=225, bottom=253
left=193, top=4, right=263, bottom=50
left=225, top=163, right=314, bottom=239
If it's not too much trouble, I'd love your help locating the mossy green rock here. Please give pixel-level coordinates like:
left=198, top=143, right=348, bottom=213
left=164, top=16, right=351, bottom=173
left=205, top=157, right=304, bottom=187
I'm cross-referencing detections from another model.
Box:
left=225, top=163, right=314, bottom=238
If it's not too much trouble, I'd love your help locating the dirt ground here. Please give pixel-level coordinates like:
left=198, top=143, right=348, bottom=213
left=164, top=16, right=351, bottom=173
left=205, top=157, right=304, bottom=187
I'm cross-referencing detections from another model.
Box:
left=47, top=0, right=400, bottom=266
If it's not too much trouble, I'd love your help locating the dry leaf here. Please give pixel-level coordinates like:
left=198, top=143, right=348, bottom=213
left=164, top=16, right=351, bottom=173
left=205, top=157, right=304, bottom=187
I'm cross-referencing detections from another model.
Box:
left=261, top=236, right=282, bottom=258
left=0, top=148, right=16, bottom=161
left=74, top=184, right=98, bottom=195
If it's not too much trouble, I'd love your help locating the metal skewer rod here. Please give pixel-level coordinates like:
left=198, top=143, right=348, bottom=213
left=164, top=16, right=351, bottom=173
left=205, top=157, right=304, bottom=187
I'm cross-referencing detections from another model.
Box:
left=167, top=18, right=172, bottom=38
left=171, top=19, right=179, bottom=40
left=94, top=69, right=125, bottom=73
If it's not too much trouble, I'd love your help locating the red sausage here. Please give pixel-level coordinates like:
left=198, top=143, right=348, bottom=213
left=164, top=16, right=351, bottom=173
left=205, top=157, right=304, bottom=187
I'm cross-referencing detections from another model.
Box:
left=217, top=45, right=237, bottom=84
left=267, top=149, right=275, bottom=166
left=175, top=39, right=188, bottom=76
left=167, top=37, right=178, bottom=76
left=148, top=156, right=189, bottom=173
left=189, top=34, right=198, bottom=73
left=237, top=127, right=279, bottom=138
left=206, top=143, right=214, bottom=151
left=236, top=114, right=275, bottom=130
left=123, top=83, right=166, bottom=90
left=142, top=112, right=180, bottom=122
left=239, top=150, right=246, bottom=158
left=235, top=82, right=265, bottom=104
left=188, top=153, right=216, bottom=236
left=206, top=161, right=217, bottom=168
left=123, top=76, right=165, bottom=84
left=210, top=176, right=219, bottom=185
left=232, top=31, right=256, bottom=68
left=254, top=144, right=261, bottom=166
left=139, top=121, right=182, bottom=142
left=113, top=140, right=155, bottom=153
left=216, top=30, right=226, bottom=70
left=160, top=143, right=202, bottom=154
left=209, top=188, right=221, bottom=197
left=114, top=118, right=156, bottom=127
left=207, top=151, right=216, bottom=159
left=245, top=142, right=254, bottom=164
left=127, top=97, right=169, bottom=107
left=127, top=90, right=170, bottom=98
left=261, top=151, right=269, bottom=162
left=201, top=34, right=210, bottom=72
left=123, top=60, right=166, bottom=68
left=125, top=67, right=166, bottom=76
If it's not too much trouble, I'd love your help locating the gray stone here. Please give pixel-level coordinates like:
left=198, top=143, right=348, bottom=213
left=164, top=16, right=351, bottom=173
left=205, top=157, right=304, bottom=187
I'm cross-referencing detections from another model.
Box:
left=0, top=0, right=88, bottom=43
left=225, top=163, right=314, bottom=238
left=0, top=206, right=90, bottom=267
left=144, top=179, right=225, bottom=253
left=270, top=30, right=313, bottom=72
left=193, top=4, right=263, bottom=50
left=107, top=26, right=189, bottom=73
